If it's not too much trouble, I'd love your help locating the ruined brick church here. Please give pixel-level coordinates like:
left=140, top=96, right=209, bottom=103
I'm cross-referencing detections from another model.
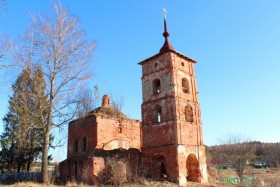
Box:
left=59, top=15, right=208, bottom=186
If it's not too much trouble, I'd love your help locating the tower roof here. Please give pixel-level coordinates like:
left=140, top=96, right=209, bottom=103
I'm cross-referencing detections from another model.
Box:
left=138, top=10, right=196, bottom=65
left=138, top=50, right=196, bottom=65
left=159, top=13, right=174, bottom=53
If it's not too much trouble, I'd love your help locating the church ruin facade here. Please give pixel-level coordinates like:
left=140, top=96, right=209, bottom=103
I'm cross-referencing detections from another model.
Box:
left=59, top=15, right=208, bottom=186
left=59, top=95, right=141, bottom=183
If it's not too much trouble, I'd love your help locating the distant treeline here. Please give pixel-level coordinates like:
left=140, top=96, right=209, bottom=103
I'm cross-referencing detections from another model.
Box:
left=206, top=142, right=280, bottom=168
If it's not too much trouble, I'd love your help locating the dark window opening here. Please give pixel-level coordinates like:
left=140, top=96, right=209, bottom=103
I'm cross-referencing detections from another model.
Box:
left=118, top=120, right=123, bottom=133
left=153, top=79, right=161, bottom=94
left=155, top=106, right=162, bottom=123
left=82, top=137, right=87, bottom=152
left=152, top=155, right=167, bottom=178
left=182, top=78, right=190, bottom=93
left=161, top=162, right=167, bottom=178
left=119, top=126, right=123, bottom=133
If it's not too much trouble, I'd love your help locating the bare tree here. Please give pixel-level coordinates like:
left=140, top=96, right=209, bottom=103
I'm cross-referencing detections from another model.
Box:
left=0, top=0, right=6, bottom=17
left=92, top=84, right=101, bottom=109
left=0, top=1, right=10, bottom=66
left=215, top=133, right=253, bottom=179
left=75, top=84, right=100, bottom=118
left=12, top=2, right=94, bottom=183
left=0, top=35, right=11, bottom=68
left=262, top=143, right=280, bottom=168
left=110, top=94, right=124, bottom=117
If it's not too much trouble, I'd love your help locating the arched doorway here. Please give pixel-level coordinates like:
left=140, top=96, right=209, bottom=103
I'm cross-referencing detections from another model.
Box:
left=186, top=154, right=201, bottom=182
left=152, top=155, right=167, bottom=179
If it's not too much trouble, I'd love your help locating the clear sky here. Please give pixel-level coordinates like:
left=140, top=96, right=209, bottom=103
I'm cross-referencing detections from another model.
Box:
left=1, top=1, right=280, bottom=162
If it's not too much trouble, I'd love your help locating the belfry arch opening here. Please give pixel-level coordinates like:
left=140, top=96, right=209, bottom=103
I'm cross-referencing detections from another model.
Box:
left=186, top=154, right=201, bottom=182
left=153, top=79, right=161, bottom=94
left=154, top=105, right=162, bottom=123
left=152, top=155, right=167, bottom=179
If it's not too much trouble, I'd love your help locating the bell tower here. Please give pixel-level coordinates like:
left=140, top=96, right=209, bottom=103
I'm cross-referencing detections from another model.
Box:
left=139, top=11, right=208, bottom=185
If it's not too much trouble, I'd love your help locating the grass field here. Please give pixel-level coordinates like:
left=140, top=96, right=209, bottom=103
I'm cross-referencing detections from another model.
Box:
left=2, top=168, right=280, bottom=187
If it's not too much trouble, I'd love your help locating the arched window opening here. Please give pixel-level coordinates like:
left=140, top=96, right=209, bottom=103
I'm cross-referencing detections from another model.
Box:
left=152, top=155, right=167, bottom=179
left=182, top=78, right=190, bottom=93
left=118, top=120, right=123, bottom=133
left=161, top=162, right=167, bottom=178
left=186, top=154, right=201, bottom=182
left=82, top=137, right=87, bottom=152
left=185, top=104, right=193, bottom=122
left=157, top=107, right=162, bottom=123
left=157, top=111, right=162, bottom=123
left=153, top=79, right=161, bottom=94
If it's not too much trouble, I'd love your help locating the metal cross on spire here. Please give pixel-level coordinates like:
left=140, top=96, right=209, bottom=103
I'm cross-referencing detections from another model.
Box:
left=162, top=8, right=167, bottom=19
left=160, top=8, right=174, bottom=53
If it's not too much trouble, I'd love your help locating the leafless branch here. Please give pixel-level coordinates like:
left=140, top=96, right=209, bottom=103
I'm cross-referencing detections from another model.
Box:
left=110, top=94, right=124, bottom=117
left=0, top=35, right=12, bottom=68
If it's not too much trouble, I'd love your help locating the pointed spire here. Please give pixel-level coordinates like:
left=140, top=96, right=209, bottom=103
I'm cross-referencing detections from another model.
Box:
left=160, top=8, right=174, bottom=53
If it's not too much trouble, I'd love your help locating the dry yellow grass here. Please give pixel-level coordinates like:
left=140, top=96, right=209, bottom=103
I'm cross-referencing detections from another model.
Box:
left=5, top=181, right=87, bottom=187
left=4, top=182, right=60, bottom=187
left=3, top=181, right=229, bottom=187
left=5, top=168, right=280, bottom=187
left=8, top=169, right=280, bottom=187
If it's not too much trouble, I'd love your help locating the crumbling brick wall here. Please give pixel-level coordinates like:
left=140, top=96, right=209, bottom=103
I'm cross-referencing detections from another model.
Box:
left=67, top=111, right=140, bottom=158
left=61, top=94, right=141, bottom=184
left=59, top=148, right=141, bottom=184
left=95, top=116, right=141, bottom=150
left=68, top=115, right=97, bottom=158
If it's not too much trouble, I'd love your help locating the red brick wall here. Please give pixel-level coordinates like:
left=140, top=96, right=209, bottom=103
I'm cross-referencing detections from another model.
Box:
left=95, top=116, right=141, bottom=150
left=92, top=157, right=105, bottom=180
left=68, top=115, right=97, bottom=158
left=177, top=123, right=202, bottom=146
left=59, top=159, right=68, bottom=181
left=142, top=122, right=176, bottom=147
left=142, top=146, right=179, bottom=181
left=67, top=114, right=141, bottom=158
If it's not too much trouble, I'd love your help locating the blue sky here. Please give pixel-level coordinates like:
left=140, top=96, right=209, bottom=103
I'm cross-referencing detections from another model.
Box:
left=1, top=1, right=280, bottom=161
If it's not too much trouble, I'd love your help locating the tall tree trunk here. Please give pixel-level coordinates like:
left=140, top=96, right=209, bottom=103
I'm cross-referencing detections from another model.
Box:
left=27, top=154, right=31, bottom=172
left=8, top=144, right=15, bottom=172
left=17, top=155, right=22, bottom=173
left=27, top=129, right=34, bottom=172
left=42, top=127, right=51, bottom=183
left=42, top=72, right=54, bottom=184
left=27, top=148, right=33, bottom=172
